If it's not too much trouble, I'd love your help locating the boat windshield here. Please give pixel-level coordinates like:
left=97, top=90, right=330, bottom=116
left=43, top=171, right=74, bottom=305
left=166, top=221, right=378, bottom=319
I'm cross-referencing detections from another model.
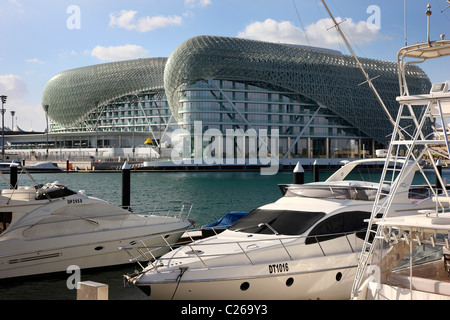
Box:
left=284, top=185, right=380, bottom=201
left=393, top=234, right=445, bottom=272
left=35, top=183, right=77, bottom=200
left=229, top=209, right=325, bottom=235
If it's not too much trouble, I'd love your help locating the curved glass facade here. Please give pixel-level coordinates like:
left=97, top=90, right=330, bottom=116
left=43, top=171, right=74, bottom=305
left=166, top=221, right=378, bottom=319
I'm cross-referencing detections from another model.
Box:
left=31, top=35, right=432, bottom=162
left=178, top=79, right=378, bottom=158
left=165, top=35, right=431, bottom=146
left=49, top=90, right=176, bottom=149
left=42, top=57, right=167, bottom=127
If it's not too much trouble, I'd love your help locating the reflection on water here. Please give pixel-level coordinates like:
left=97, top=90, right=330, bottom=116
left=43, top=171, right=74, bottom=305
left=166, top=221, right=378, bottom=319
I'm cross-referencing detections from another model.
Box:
left=0, top=265, right=146, bottom=300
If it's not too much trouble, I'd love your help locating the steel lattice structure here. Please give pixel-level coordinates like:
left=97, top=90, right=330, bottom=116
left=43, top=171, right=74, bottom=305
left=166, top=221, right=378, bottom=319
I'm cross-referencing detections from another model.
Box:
left=41, top=36, right=431, bottom=146
left=164, top=35, right=431, bottom=145
left=42, top=57, right=167, bottom=127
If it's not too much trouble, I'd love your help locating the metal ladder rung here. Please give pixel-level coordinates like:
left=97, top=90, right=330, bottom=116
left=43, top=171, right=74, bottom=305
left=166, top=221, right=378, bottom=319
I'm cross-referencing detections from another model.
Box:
left=373, top=203, right=389, bottom=211
left=386, top=167, right=403, bottom=172
left=358, top=252, right=370, bottom=262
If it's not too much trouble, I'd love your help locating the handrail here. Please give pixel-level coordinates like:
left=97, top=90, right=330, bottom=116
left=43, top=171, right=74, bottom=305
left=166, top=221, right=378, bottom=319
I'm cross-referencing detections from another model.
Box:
left=120, top=229, right=365, bottom=273
left=4, top=203, right=193, bottom=239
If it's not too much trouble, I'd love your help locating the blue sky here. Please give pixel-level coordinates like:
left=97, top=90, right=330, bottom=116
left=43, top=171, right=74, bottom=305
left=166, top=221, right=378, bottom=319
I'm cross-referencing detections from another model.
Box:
left=0, top=0, right=449, bottom=131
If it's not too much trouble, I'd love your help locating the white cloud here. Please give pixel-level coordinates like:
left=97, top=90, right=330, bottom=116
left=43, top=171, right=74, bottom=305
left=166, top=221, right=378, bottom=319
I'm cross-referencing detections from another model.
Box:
left=0, top=74, right=28, bottom=99
left=26, top=58, right=44, bottom=64
left=8, top=0, right=23, bottom=8
left=109, top=10, right=183, bottom=32
left=8, top=0, right=22, bottom=5
left=237, top=17, right=379, bottom=49
left=238, top=19, right=305, bottom=45
left=7, top=0, right=24, bottom=13
left=61, top=50, right=77, bottom=58
left=90, top=44, right=149, bottom=61
left=109, top=10, right=137, bottom=30
left=11, top=103, right=45, bottom=132
left=306, top=17, right=379, bottom=47
left=136, top=15, right=183, bottom=32
left=0, top=74, right=41, bottom=130
left=185, top=0, right=211, bottom=8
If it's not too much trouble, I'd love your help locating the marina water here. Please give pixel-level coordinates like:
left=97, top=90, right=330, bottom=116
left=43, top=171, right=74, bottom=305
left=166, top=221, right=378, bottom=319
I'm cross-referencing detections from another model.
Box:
left=0, top=168, right=443, bottom=299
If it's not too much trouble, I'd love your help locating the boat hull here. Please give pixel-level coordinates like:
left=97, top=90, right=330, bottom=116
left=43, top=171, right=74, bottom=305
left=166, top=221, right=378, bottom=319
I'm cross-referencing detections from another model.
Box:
left=136, top=252, right=359, bottom=300
left=0, top=225, right=189, bottom=280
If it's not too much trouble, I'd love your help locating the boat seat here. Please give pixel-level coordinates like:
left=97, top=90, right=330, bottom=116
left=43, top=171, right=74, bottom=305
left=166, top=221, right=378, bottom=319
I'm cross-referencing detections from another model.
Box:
left=387, top=260, right=450, bottom=296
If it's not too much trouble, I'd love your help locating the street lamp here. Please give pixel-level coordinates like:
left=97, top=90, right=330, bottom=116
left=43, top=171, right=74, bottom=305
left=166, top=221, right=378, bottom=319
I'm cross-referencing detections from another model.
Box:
left=95, top=101, right=99, bottom=157
left=43, top=105, right=49, bottom=159
left=0, top=95, right=7, bottom=160
left=10, top=111, right=15, bottom=131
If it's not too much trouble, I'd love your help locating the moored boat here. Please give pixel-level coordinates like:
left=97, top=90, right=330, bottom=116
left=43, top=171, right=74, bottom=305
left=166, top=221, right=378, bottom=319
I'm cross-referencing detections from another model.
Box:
left=351, top=5, right=450, bottom=299
left=122, top=158, right=435, bottom=300
left=353, top=210, right=450, bottom=300
left=0, top=173, right=193, bottom=280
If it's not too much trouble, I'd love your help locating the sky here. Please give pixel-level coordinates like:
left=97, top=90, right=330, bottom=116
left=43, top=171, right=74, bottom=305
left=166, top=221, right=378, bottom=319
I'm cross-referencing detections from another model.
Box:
left=0, top=0, right=449, bottom=132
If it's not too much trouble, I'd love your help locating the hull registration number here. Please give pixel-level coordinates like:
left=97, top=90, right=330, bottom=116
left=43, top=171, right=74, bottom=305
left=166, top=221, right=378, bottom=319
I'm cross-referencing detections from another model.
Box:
left=268, top=262, right=289, bottom=274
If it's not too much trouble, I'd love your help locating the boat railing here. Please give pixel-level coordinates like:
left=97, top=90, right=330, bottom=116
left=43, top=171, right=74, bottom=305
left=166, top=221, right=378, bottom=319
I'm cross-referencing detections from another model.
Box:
left=129, top=203, right=194, bottom=221
left=284, top=184, right=387, bottom=201
left=120, top=229, right=363, bottom=272
left=6, top=203, right=194, bottom=238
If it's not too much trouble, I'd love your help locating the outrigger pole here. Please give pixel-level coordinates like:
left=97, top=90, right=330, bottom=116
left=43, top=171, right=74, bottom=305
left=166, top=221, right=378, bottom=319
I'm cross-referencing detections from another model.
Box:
left=320, top=0, right=396, bottom=128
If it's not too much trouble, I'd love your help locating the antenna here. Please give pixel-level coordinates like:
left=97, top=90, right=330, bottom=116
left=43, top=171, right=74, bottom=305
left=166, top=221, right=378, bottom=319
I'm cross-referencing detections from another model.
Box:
left=427, top=3, right=432, bottom=45
left=442, top=0, right=450, bottom=13
left=291, top=0, right=310, bottom=46
left=404, top=0, right=407, bottom=46
left=320, top=0, right=396, bottom=127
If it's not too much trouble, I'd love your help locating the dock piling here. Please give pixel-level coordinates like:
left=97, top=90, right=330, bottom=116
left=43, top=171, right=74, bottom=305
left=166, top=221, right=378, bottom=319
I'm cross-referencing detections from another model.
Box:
left=122, top=161, right=131, bottom=210
left=313, top=159, right=319, bottom=182
left=76, top=281, right=108, bottom=300
left=10, top=162, right=18, bottom=189
left=436, top=159, right=443, bottom=191
left=293, top=162, right=304, bottom=184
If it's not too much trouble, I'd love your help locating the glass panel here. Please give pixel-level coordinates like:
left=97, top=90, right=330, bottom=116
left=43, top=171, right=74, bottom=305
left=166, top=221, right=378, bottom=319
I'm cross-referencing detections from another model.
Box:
left=229, top=209, right=325, bottom=236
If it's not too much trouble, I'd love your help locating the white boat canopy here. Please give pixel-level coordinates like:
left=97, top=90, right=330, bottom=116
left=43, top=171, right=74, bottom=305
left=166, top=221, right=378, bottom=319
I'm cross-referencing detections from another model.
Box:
left=398, top=39, right=450, bottom=61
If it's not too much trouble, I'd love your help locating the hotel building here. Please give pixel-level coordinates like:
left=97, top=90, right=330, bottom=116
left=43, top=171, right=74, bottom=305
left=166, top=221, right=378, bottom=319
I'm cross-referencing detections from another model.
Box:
left=7, top=36, right=432, bottom=164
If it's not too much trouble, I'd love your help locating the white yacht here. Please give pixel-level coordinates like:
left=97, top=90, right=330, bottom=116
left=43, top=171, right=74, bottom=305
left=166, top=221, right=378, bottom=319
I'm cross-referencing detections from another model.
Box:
left=0, top=180, right=192, bottom=280
left=23, top=162, right=63, bottom=173
left=122, top=158, right=435, bottom=300
left=350, top=6, right=450, bottom=298
left=353, top=210, right=450, bottom=300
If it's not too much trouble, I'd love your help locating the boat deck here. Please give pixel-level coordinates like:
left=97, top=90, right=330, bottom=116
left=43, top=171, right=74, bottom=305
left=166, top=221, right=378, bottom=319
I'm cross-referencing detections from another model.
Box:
left=385, top=260, right=450, bottom=297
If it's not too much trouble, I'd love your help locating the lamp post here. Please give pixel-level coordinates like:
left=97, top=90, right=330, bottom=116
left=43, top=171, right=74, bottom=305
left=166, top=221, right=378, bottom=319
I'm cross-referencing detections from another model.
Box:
left=10, top=111, right=15, bottom=130
left=0, top=95, right=7, bottom=160
left=94, top=101, right=99, bottom=157
left=43, top=105, right=49, bottom=159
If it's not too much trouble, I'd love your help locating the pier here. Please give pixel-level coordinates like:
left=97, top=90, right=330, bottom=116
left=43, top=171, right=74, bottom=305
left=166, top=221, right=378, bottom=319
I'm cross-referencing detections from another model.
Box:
left=24, top=158, right=385, bottom=173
